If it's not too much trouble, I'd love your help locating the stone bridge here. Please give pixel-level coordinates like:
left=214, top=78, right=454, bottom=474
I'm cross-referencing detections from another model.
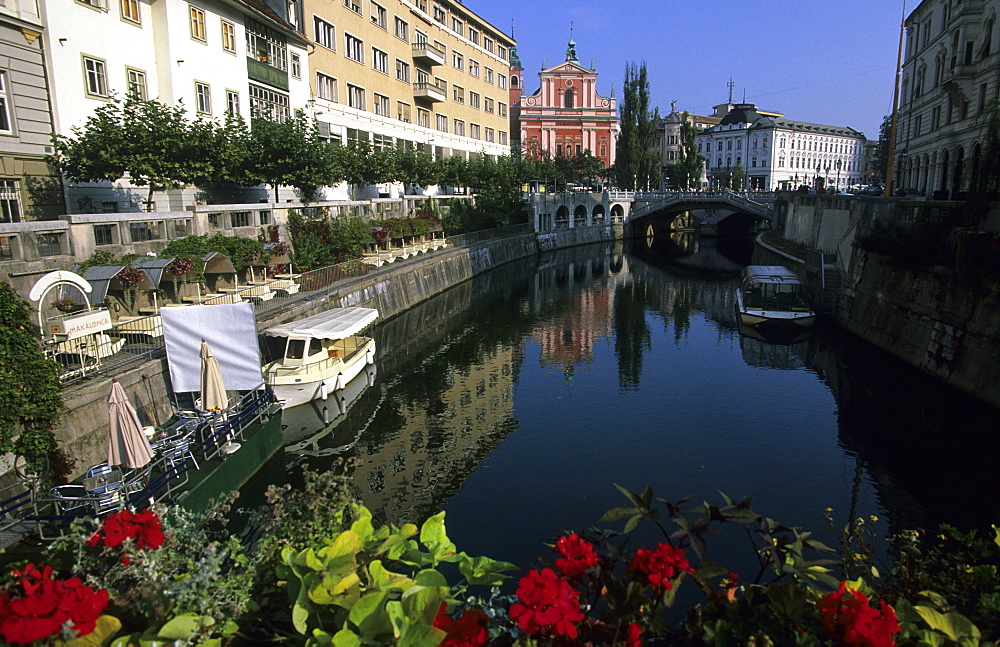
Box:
left=530, top=190, right=775, bottom=236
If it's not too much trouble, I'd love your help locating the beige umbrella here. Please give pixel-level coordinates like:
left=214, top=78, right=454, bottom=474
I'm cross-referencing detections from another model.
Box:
left=199, top=339, right=228, bottom=413
left=108, top=379, right=154, bottom=469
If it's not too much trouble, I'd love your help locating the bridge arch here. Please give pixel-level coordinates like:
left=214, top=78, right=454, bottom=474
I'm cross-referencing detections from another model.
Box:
left=592, top=204, right=605, bottom=223
left=611, top=204, right=624, bottom=222
left=573, top=205, right=587, bottom=226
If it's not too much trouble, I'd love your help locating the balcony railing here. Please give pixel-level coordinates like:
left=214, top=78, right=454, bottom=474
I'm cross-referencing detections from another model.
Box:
left=412, top=41, right=445, bottom=66
left=414, top=82, right=446, bottom=102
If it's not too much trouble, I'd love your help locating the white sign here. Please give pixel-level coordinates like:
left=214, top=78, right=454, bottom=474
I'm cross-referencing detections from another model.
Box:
left=48, top=309, right=112, bottom=340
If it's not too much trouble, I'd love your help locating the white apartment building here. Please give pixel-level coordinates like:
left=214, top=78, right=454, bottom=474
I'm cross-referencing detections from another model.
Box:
left=40, top=0, right=310, bottom=213
left=895, top=0, right=1000, bottom=198
left=696, top=103, right=867, bottom=192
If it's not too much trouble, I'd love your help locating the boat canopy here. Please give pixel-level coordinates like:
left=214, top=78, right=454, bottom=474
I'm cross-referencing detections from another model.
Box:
left=265, top=307, right=379, bottom=340
left=742, top=266, right=804, bottom=285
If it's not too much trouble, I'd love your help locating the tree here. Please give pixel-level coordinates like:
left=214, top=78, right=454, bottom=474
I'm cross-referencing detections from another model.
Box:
left=673, top=112, right=706, bottom=190
left=50, top=96, right=221, bottom=209
left=870, top=114, right=892, bottom=185
left=730, top=161, right=746, bottom=191
left=238, top=114, right=337, bottom=203
left=615, top=63, right=660, bottom=191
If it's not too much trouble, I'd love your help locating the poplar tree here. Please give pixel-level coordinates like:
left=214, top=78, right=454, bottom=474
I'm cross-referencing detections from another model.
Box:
left=674, top=112, right=706, bottom=190
left=615, top=63, right=660, bottom=191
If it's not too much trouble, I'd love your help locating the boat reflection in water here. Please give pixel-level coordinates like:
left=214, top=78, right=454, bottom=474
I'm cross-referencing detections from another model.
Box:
left=737, top=320, right=814, bottom=370
left=282, top=364, right=377, bottom=458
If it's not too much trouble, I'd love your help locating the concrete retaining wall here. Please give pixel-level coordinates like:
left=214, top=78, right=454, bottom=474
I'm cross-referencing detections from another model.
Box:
left=838, top=251, right=1000, bottom=409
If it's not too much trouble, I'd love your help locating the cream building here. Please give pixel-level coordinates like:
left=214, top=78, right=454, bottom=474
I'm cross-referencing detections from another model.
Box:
left=293, top=0, right=514, bottom=197
left=895, top=0, right=1000, bottom=198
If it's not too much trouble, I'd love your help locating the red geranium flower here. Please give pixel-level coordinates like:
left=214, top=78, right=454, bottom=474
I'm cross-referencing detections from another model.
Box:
left=433, top=602, right=489, bottom=647
left=509, top=568, right=585, bottom=639
left=628, top=543, right=695, bottom=591
left=817, top=581, right=900, bottom=647
left=553, top=533, right=598, bottom=577
left=0, top=563, right=108, bottom=645
left=627, top=621, right=643, bottom=647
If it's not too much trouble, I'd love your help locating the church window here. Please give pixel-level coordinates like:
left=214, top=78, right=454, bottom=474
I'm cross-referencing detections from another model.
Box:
left=564, top=89, right=573, bottom=108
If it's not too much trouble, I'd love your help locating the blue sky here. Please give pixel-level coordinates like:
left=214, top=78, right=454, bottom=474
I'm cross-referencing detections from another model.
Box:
left=471, top=0, right=907, bottom=139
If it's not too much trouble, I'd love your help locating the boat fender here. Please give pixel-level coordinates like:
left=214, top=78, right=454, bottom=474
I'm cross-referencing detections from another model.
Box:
left=366, top=349, right=374, bottom=365
left=320, top=381, right=328, bottom=401
left=334, top=372, right=345, bottom=391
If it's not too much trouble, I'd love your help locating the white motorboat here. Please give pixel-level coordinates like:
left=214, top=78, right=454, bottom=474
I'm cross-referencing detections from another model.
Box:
left=263, top=306, right=378, bottom=408
left=735, top=266, right=816, bottom=334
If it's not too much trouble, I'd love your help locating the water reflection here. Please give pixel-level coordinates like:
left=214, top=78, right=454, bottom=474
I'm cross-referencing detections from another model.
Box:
left=282, top=236, right=1000, bottom=572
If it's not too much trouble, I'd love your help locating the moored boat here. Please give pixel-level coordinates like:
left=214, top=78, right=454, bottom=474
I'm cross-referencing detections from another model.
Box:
left=263, top=306, right=378, bottom=409
left=735, top=265, right=816, bottom=334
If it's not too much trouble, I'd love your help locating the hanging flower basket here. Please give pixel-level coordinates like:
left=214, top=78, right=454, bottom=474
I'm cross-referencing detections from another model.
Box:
left=52, top=298, right=83, bottom=313
left=117, top=266, right=145, bottom=288
left=272, top=241, right=291, bottom=255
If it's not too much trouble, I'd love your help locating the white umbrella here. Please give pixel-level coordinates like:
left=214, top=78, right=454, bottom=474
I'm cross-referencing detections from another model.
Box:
left=199, top=339, right=228, bottom=413
left=108, top=379, right=154, bottom=469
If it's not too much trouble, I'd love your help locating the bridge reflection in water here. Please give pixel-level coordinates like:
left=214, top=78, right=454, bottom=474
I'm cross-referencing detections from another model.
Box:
left=281, top=236, right=1000, bottom=573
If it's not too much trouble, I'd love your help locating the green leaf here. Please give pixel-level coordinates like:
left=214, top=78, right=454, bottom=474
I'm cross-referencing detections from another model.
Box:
left=399, top=622, right=447, bottom=647
left=623, top=514, right=643, bottom=534
left=401, top=585, right=447, bottom=625
left=914, top=606, right=982, bottom=642
left=614, top=483, right=645, bottom=508
left=331, top=628, right=362, bottom=646
left=597, top=506, right=639, bottom=524
left=458, top=555, right=518, bottom=586
left=349, top=591, right=394, bottom=636
left=57, top=615, right=122, bottom=647
left=369, top=560, right=416, bottom=591
left=693, top=560, right=729, bottom=581
left=766, top=582, right=808, bottom=621
left=156, top=613, right=214, bottom=640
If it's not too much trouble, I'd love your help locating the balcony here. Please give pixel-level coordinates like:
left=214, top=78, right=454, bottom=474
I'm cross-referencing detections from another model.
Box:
left=412, top=41, right=445, bottom=66
left=414, top=82, right=446, bottom=102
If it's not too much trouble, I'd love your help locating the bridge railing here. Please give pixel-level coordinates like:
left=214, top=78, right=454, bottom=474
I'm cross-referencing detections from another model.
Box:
left=627, top=190, right=774, bottom=220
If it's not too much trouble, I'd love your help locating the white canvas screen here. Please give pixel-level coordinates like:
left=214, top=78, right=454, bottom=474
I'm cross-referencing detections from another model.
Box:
left=161, top=303, right=263, bottom=392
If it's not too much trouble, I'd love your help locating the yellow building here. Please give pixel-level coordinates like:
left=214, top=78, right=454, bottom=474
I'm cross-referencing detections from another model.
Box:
left=293, top=0, right=514, bottom=174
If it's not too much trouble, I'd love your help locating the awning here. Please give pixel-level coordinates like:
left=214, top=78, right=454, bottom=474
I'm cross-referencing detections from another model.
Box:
left=131, top=257, right=175, bottom=288
left=79, top=265, right=125, bottom=304
left=265, top=307, right=379, bottom=340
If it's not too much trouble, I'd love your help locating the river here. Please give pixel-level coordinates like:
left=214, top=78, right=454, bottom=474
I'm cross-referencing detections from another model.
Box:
left=278, top=235, right=1000, bottom=575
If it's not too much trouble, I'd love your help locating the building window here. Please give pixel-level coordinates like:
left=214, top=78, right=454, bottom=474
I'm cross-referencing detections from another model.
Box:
left=452, top=85, right=464, bottom=104
left=469, top=59, right=479, bottom=77
left=347, top=83, right=365, bottom=109
left=373, top=93, right=389, bottom=116
left=483, top=37, right=493, bottom=53
left=0, top=73, right=11, bottom=133
left=195, top=82, right=211, bottom=114
left=0, top=180, right=21, bottom=223
left=483, top=97, right=494, bottom=114
left=498, top=46, right=507, bottom=61
left=258, top=210, right=270, bottom=225
left=249, top=84, right=290, bottom=120
left=0, top=236, right=14, bottom=261
left=343, top=0, right=361, bottom=14
left=485, top=127, right=494, bottom=142
left=345, top=33, right=364, bottom=63
left=451, top=16, right=463, bottom=36
left=498, top=102, right=506, bottom=117
left=227, top=90, right=240, bottom=116
left=36, top=232, right=62, bottom=257
left=290, top=52, right=301, bottom=78
left=94, top=224, right=114, bottom=245
left=286, top=0, right=300, bottom=30
left=468, top=27, right=479, bottom=45
left=433, top=4, right=445, bottom=23
left=485, top=67, right=493, bottom=84
left=564, top=89, right=573, bottom=108
left=470, top=123, right=480, bottom=139
left=189, top=5, right=206, bottom=41
left=126, top=68, right=147, bottom=100
left=418, top=109, right=430, bottom=128
left=121, top=0, right=140, bottom=23
left=397, top=101, right=411, bottom=122
left=395, top=59, right=410, bottom=83
left=394, top=16, right=408, bottom=41
left=499, top=131, right=507, bottom=145
left=314, top=17, right=335, bottom=50
left=208, top=213, right=221, bottom=228
left=436, top=113, right=448, bottom=132
left=221, top=20, right=236, bottom=52
left=82, top=56, right=108, bottom=98
left=469, top=91, right=479, bottom=109
left=498, top=74, right=506, bottom=89
left=414, top=29, right=427, bottom=45
left=316, top=72, right=337, bottom=101
left=370, top=2, right=386, bottom=29
left=372, top=47, right=388, bottom=74
left=453, top=119, right=464, bottom=136
left=230, top=211, right=251, bottom=228
left=173, top=219, right=190, bottom=237
left=452, top=52, right=463, bottom=70
left=246, top=19, right=288, bottom=71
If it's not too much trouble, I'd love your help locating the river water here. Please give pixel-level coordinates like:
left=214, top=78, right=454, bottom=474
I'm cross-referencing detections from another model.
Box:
left=279, top=235, right=1000, bottom=574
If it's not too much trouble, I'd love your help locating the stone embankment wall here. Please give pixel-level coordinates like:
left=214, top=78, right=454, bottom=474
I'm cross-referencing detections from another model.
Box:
left=51, top=231, right=544, bottom=479
left=837, top=251, right=1000, bottom=409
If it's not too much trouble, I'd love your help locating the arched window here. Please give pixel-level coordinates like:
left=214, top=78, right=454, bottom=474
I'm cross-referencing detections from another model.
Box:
left=512, top=75, right=519, bottom=88
left=564, top=89, right=573, bottom=108
left=980, top=19, right=993, bottom=58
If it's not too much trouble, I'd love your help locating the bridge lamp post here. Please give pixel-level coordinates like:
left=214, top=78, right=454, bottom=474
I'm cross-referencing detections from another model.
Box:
left=836, top=159, right=842, bottom=190
left=816, top=164, right=821, bottom=190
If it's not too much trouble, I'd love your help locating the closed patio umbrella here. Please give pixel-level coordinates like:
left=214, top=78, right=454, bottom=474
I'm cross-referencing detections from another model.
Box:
left=199, top=339, right=227, bottom=413
left=108, top=379, right=154, bottom=469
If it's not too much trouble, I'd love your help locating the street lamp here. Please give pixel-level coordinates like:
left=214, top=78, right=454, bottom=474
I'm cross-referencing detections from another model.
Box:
left=816, top=164, right=821, bottom=190
left=836, top=159, right=842, bottom=190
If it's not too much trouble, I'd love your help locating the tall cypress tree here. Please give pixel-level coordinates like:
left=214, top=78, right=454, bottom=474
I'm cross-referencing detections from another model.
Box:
left=675, top=111, right=706, bottom=190
left=615, top=63, right=660, bottom=191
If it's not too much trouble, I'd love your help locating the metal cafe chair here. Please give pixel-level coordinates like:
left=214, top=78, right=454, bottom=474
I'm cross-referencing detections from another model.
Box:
left=156, top=432, right=200, bottom=471
left=48, top=484, right=90, bottom=515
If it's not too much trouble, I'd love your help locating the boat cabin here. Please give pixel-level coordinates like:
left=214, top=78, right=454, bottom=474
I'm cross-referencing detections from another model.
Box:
left=740, top=266, right=812, bottom=313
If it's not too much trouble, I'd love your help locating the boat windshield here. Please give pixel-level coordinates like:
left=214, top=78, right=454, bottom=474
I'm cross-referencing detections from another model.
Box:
left=745, top=282, right=810, bottom=311
left=285, top=338, right=306, bottom=360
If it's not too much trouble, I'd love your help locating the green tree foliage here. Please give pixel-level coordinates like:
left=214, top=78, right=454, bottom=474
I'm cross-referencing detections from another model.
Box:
left=871, top=114, right=892, bottom=185
left=615, top=63, right=660, bottom=191
left=554, top=150, right=607, bottom=186
left=970, top=99, right=1000, bottom=198
left=160, top=234, right=268, bottom=271
left=673, top=112, right=706, bottom=190
left=50, top=96, right=224, bottom=209
left=0, top=283, right=64, bottom=475
left=238, top=115, right=339, bottom=203
left=731, top=160, right=747, bottom=190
